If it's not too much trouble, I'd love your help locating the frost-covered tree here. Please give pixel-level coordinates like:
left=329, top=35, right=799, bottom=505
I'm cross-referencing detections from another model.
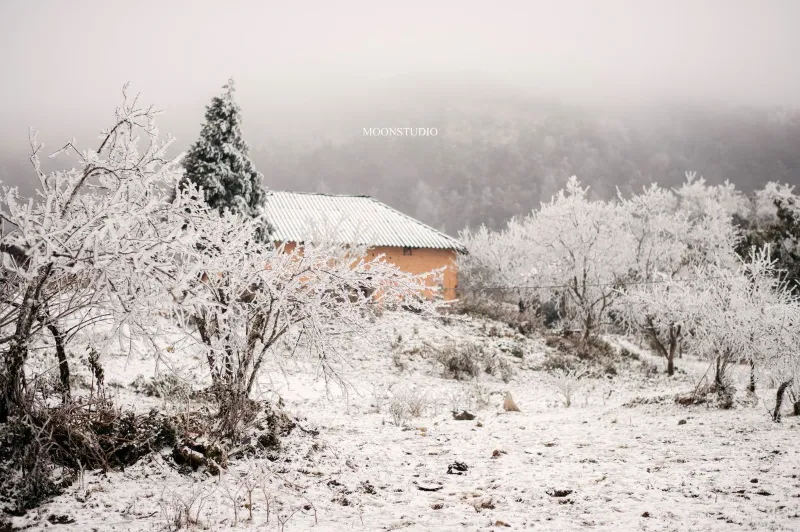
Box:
left=650, top=249, right=800, bottom=404
left=674, top=171, right=750, bottom=221
left=181, top=78, right=267, bottom=234
left=526, top=177, right=633, bottom=344
left=732, top=249, right=800, bottom=418
left=615, top=180, right=741, bottom=375
left=459, top=173, right=750, bottom=359
left=460, top=177, right=634, bottom=346
left=0, top=86, right=187, bottom=421
left=147, top=206, right=440, bottom=436
left=618, top=183, right=687, bottom=281
left=617, top=277, right=694, bottom=377
left=458, top=223, right=533, bottom=297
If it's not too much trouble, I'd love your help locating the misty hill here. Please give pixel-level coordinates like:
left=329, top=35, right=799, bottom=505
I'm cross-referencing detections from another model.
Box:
left=252, top=78, right=800, bottom=234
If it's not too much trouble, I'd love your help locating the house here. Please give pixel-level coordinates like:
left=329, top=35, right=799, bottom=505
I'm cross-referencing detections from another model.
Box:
left=262, top=191, right=465, bottom=300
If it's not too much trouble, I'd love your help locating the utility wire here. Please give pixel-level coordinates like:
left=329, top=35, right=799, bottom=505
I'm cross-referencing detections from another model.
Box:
left=441, top=274, right=729, bottom=292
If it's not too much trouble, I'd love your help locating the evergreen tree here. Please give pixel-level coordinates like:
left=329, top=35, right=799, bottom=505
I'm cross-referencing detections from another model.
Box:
left=181, top=78, right=267, bottom=235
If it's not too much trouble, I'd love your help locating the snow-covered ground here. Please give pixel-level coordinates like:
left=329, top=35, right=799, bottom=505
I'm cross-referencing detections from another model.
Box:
left=7, top=311, right=800, bottom=531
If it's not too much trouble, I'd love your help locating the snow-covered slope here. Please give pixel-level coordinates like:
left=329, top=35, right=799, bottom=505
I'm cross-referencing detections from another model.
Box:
left=8, top=312, right=800, bottom=531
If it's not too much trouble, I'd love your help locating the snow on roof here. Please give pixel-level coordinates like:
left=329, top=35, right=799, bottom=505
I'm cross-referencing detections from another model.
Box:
left=263, top=191, right=466, bottom=252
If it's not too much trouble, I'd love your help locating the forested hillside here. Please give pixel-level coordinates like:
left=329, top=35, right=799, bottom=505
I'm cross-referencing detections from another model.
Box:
left=256, top=94, right=800, bottom=234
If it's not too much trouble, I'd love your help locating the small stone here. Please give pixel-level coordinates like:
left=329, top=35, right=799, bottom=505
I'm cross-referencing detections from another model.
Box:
left=750, top=478, right=758, bottom=483
left=473, top=497, right=495, bottom=510
left=417, top=482, right=443, bottom=492
left=642, top=511, right=650, bottom=518
left=678, top=419, right=687, bottom=425
left=447, top=461, right=468, bottom=475
left=503, top=392, right=521, bottom=412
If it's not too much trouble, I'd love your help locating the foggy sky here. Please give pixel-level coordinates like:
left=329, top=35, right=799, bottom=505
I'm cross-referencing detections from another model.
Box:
left=1, top=0, right=799, bottom=151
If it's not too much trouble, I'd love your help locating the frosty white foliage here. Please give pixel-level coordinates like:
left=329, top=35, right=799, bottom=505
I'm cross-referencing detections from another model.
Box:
left=457, top=223, right=531, bottom=292
left=387, top=385, right=429, bottom=425
left=691, top=253, right=795, bottom=364
left=615, top=273, right=695, bottom=375
left=0, top=87, right=190, bottom=411
left=753, top=182, right=800, bottom=221
left=618, top=174, right=741, bottom=280
left=614, top=179, right=741, bottom=373
left=617, top=183, right=687, bottom=279
left=460, top=177, right=633, bottom=338
left=629, top=248, right=800, bottom=387
left=147, top=207, right=442, bottom=411
left=674, top=171, right=751, bottom=221
left=525, top=177, right=633, bottom=337
left=460, top=174, right=743, bottom=343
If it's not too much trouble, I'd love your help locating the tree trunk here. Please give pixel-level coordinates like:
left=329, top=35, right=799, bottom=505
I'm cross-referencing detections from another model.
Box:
left=666, top=326, right=678, bottom=377
left=748, top=360, right=756, bottom=393
left=195, top=315, right=220, bottom=389
left=1, top=341, right=28, bottom=423
left=773, top=379, right=793, bottom=423
left=578, top=315, right=592, bottom=357
left=1, top=264, right=53, bottom=422
left=0, top=381, right=8, bottom=424
left=644, top=320, right=679, bottom=377
left=47, top=323, right=71, bottom=402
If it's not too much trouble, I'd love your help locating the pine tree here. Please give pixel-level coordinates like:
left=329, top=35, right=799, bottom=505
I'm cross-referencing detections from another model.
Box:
left=181, top=78, right=267, bottom=235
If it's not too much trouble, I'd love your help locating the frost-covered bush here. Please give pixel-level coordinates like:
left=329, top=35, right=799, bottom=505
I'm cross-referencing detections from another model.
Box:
left=387, top=397, right=409, bottom=426
left=545, top=367, right=587, bottom=408
left=130, top=374, right=191, bottom=401
left=435, top=342, right=513, bottom=382
left=536, top=352, right=578, bottom=373
left=484, top=355, right=514, bottom=383
left=387, top=385, right=429, bottom=424
left=436, top=343, right=483, bottom=380
left=150, top=215, right=441, bottom=437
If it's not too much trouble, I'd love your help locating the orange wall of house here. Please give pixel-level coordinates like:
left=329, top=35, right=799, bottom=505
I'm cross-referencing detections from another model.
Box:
left=368, top=246, right=458, bottom=300
left=277, top=242, right=458, bottom=300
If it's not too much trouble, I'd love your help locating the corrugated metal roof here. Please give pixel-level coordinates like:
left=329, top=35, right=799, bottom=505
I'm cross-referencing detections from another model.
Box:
left=263, top=191, right=466, bottom=252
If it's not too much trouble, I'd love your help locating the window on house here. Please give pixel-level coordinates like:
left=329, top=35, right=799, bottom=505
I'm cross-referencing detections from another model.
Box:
left=403, top=247, right=413, bottom=256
